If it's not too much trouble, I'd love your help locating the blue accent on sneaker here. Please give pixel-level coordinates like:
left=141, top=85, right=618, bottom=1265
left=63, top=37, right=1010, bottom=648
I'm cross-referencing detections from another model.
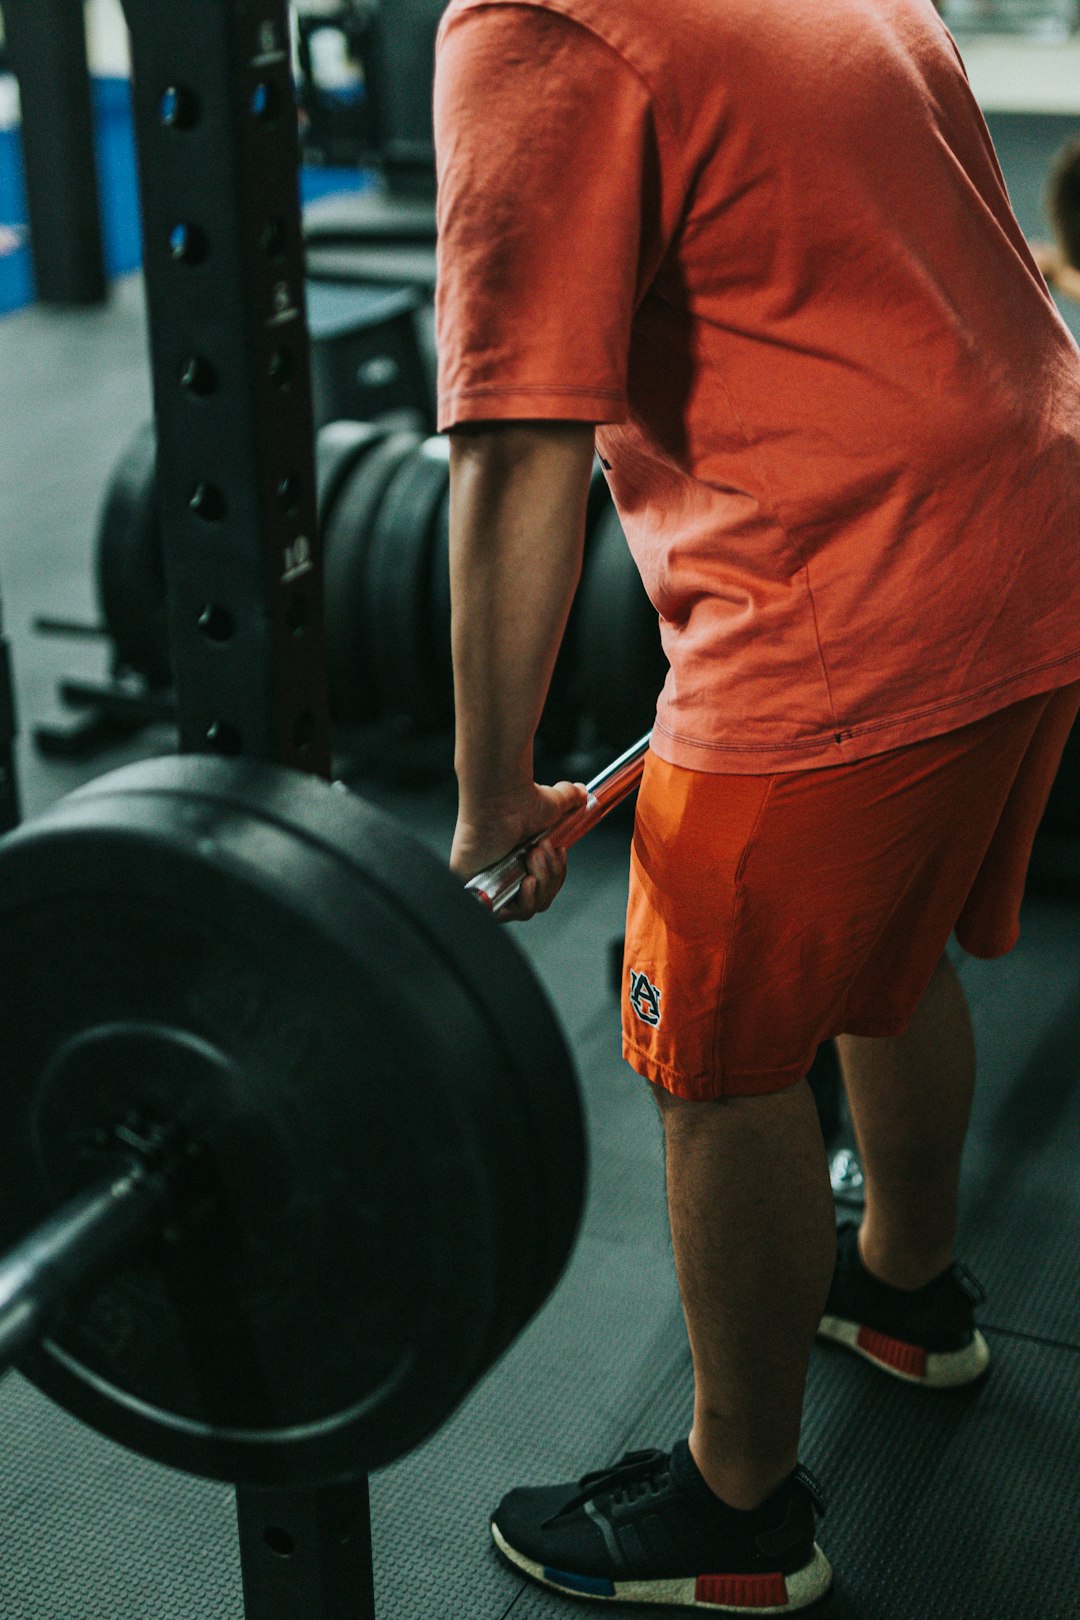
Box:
left=544, top=1565, right=616, bottom=1597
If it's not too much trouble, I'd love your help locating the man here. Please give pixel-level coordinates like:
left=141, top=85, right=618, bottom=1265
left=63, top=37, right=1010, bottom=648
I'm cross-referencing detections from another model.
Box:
left=435, top=0, right=1080, bottom=1609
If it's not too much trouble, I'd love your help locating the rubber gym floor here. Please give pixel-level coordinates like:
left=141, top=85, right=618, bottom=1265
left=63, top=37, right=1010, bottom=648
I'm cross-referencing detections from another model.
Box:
left=0, top=115, right=1078, bottom=1620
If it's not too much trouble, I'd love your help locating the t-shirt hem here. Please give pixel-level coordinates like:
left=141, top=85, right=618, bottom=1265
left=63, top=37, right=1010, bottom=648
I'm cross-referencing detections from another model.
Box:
left=438, top=385, right=628, bottom=433
left=651, top=648, right=1080, bottom=775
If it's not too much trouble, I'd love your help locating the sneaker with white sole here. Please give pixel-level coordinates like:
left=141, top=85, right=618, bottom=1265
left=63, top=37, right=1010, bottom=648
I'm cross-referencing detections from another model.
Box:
left=818, top=1221, right=991, bottom=1388
left=490, top=1440, right=832, bottom=1612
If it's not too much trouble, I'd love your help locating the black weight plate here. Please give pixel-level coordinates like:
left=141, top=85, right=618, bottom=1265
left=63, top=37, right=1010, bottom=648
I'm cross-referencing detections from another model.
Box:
left=0, top=756, right=585, bottom=1489
left=575, top=501, right=669, bottom=750
left=114, top=759, right=584, bottom=1382
left=323, top=429, right=422, bottom=721
left=364, top=438, right=450, bottom=730
left=95, top=421, right=172, bottom=688
left=315, top=419, right=389, bottom=535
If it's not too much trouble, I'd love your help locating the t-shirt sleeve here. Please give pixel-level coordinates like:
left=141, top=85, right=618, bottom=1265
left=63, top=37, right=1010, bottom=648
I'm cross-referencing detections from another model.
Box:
left=434, top=3, right=660, bottom=432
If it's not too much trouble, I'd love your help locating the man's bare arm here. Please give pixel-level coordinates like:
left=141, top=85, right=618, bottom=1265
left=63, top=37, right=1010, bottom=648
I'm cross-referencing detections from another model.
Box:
left=448, top=421, right=595, bottom=915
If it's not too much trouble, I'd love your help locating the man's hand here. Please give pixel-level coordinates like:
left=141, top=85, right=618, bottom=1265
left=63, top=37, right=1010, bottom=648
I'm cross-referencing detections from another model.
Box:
left=452, top=778, right=588, bottom=921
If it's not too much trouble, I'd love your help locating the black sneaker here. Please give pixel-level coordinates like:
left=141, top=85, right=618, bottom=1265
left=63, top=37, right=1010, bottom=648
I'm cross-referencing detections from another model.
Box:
left=490, top=1441, right=831, bottom=1612
left=818, top=1221, right=990, bottom=1388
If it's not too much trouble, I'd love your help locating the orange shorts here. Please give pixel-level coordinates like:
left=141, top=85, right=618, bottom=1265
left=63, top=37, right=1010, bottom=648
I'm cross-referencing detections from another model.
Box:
left=622, top=681, right=1080, bottom=1100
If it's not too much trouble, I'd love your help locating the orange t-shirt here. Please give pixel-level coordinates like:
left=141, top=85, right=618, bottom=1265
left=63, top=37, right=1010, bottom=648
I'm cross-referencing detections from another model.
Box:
left=434, top=0, right=1080, bottom=773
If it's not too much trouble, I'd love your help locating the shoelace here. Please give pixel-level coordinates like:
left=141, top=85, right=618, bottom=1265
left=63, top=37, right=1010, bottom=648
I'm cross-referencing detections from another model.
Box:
left=547, top=1449, right=672, bottom=1522
left=546, top=1449, right=829, bottom=1526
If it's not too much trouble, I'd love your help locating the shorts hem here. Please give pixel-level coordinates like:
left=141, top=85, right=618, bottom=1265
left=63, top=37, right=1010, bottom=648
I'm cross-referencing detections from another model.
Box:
left=622, top=1037, right=809, bottom=1100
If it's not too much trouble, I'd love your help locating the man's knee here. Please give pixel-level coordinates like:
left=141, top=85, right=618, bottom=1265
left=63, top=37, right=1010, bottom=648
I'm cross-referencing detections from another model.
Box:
left=649, top=1076, right=814, bottom=1131
left=649, top=1079, right=735, bottom=1127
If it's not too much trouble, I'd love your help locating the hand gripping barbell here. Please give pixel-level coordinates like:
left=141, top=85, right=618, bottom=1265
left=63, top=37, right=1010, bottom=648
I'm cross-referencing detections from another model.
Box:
left=466, top=732, right=651, bottom=914
left=0, top=736, right=648, bottom=1490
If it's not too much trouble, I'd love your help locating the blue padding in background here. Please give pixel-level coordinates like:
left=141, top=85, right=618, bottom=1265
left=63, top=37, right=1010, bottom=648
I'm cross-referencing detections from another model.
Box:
left=0, top=86, right=31, bottom=317
left=0, top=75, right=368, bottom=319
left=302, top=165, right=372, bottom=206
left=93, top=75, right=142, bottom=279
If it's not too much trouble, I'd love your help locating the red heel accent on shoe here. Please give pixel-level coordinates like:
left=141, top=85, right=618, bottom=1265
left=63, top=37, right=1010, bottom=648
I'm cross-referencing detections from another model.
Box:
left=856, top=1326, right=927, bottom=1378
left=695, top=1570, right=789, bottom=1607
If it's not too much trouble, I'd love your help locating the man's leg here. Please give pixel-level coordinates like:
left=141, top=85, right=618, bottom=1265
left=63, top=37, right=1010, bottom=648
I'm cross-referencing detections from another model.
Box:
left=655, top=1077, right=835, bottom=1512
left=834, top=951, right=975, bottom=1292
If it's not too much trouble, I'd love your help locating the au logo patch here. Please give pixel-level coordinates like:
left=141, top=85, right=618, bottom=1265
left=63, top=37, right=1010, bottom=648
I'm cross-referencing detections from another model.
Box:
left=629, top=969, right=662, bottom=1028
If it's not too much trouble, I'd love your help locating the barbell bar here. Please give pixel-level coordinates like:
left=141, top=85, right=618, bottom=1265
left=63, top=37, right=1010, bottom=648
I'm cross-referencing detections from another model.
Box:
left=0, top=1157, right=173, bottom=1370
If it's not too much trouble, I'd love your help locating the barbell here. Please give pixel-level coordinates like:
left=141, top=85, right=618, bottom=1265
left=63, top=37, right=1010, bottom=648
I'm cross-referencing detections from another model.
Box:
left=0, top=732, right=648, bottom=1490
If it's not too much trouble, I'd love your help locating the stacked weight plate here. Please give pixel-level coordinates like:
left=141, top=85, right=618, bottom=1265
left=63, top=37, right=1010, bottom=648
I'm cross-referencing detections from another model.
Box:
left=362, top=436, right=452, bottom=730
left=321, top=426, right=424, bottom=720
left=93, top=421, right=669, bottom=754
left=95, top=421, right=172, bottom=690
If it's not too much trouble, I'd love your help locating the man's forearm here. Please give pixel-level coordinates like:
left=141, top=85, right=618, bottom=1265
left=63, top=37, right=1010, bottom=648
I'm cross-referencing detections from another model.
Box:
left=449, top=423, right=595, bottom=817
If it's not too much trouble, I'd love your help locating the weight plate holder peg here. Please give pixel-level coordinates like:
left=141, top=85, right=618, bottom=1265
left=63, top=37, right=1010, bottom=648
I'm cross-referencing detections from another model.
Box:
left=0, top=754, right=586, bottom=1489
left=323, top=429, right=423, bottom=723
left=95, top=419, right=172, bottom=689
